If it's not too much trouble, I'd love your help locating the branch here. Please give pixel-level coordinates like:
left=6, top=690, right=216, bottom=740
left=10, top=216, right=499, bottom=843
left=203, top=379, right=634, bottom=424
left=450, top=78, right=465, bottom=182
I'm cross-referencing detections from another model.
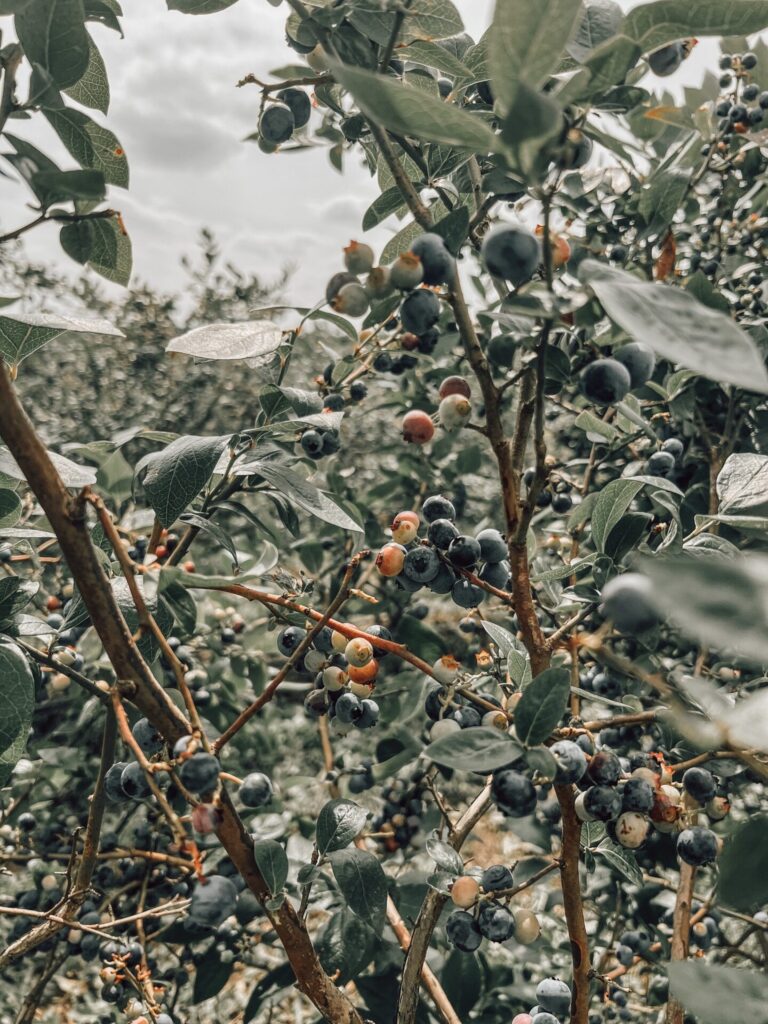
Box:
left=0, top=209, right=118, bottom=247
left=0, top=43, right=22, bottom=136
left=665, top=863, right=696, bottom=1024
left=555, top=783, right=591, bottom=1023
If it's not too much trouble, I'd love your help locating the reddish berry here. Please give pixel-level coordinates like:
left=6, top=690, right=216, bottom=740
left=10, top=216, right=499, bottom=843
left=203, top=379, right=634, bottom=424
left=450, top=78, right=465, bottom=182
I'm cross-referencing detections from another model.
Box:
left=439, top=375, right=471, bottom=400
left=402, top=409, right=434, bottom=444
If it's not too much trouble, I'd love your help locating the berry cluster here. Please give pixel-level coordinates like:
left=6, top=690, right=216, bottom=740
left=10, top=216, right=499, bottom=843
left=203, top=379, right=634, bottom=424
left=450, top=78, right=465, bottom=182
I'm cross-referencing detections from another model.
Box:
left=257, top=87, right=312, bottom=152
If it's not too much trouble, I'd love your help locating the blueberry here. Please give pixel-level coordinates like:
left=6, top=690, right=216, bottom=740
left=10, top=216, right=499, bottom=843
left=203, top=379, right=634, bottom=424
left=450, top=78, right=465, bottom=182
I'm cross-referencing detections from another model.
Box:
left=445, top=909, right=482, bottom=952
left=240, top=772, right=273, bottom=808
left=600, top=573, right=658, bottom=633
left=355, top=698, right=380, bottom=729
left=648, top=41, right=684, bottom=76
left=481, top=223, right=541, bottom=284
left=646, top=450, right=676, bottom=477
left=742, top=51, right=758, bottom=69
left=335, top=692, right=363, bottom=724
left=179, top=753, right=221, bottom=795
left=475, top=528, right=507, bottom=563
left=536, top=978, right=571, bottom=1016
left=661, top=437, right=684, bottom=459
left=349, top=381, right=367, bottom=402
left=550, top=740, right=588, bottom=784
left=581, top=359, right=632, bottom=405
left=410, top=232, right=455, bottom=286
left=592, top=672, right=622, bottom=699
left=487, top=333, right=517, bottom=367
left=481, top=864, right=514, bottom=891
left=132, top=717, right=163, bottom=757
left=120, top=762, right=151, bottom=801
left=616, top=944, right=634, bottom=967
left=613, top=342, right=655, bottom=388
left=259, top=102, right=295, bottom=144
left=422, top=495, right=456, bottom=522
left=682, top=767, right=716, bottom=804
left=453, top=705, right=482, bottom=729
left=587, top=750, right=622, bottom=786
left=326, top=271, right=357, bottom=304
left=277, top=626, right=307, bottom=657
left=428, top=518, right=460, bottom=550
left=429, top=562, right=457, bottom=595
left=275, top=87, right=311, bottom=129
left=400, top=289, right=440, bottom=335
left=448, top=535, right=481, bottom=569
left=301, top=430, right=324, bottom=458
left=17, top=812, right=36, bottom=832
left=189, top=875, right=238, bottom=928
left=743, top=83, right=760, bottom=102
left=622, top=778, right=655, bottom=813
left=105, top=761, right=130, bottom=802
left=403, top=546, right=441, bottom=583
left=479, top=561, right=510, bottom=590
left=451, top=578, right=485, bottom=607
left=551, top=493, right=573, bottom=514
left=478, top=902, right=515, bottom=942
left=583, top=785, right=622, bottom=821
left=366, top=623, right=392, bottom=654
left=492, top=770, right=537, bottom=817
left=676, top=826, right=718, bottom=866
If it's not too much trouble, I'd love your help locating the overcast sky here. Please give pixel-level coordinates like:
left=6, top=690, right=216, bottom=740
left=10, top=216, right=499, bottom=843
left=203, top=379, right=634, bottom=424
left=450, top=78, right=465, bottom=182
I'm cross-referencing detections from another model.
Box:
left=0, top=0, right=722, bottom=306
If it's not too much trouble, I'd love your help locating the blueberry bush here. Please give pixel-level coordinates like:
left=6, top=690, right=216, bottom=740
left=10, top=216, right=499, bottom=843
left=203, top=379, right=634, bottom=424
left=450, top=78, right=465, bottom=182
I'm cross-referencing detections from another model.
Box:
left=1, top=2, right=768, bottom=1024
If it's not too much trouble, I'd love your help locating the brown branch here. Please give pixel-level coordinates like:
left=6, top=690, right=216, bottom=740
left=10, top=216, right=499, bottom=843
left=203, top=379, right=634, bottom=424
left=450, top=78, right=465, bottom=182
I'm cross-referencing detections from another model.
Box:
left=555, top=783, right=591, bottom=1023
left=665, top=863, right=696, bottom=1024
left=17, top=639, right=110, bottom=705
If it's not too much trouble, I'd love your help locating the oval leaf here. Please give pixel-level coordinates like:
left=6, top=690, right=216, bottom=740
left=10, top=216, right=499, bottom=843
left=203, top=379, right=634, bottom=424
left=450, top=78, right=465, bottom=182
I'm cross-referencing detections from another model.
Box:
left=425, top=726, right=522, bottom=772
left=514, top=667, right=571, bottom=745
left=317, top=799, right=368, bottom=856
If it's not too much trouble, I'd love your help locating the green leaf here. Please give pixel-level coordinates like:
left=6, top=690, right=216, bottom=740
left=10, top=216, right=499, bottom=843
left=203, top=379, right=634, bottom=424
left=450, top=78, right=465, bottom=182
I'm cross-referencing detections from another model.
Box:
left=666, top=962, right=768, bottom=1024
left=0, top=308, right=122, bottom=367
left=317, top=909, right=378, bottom=985
left=641, top=553, right=768, bottom=665
left=489, top=0, right=583, bottom=113
left=567, top=0, right=624, bottom=61
left=139, top=434, right=230, bottom=528
left=499, top=81, right=562, bottom=176
left=580, top=260, right=768, bottom=394
left=480, top=620, right=518, bottom=656
left=43, top=107, right=128, bottom=187
left=60, top=220, right=95, bottom=264
left=425, top=831, right=464, bottom=874
left=593, top=842, right=643, bottom=886
left=0, top=578, right=39, bottom=624
left=0, top=489, right=22, bottom=528
left=591, top=478, right=645, bottom=552
left=31, top=168, right=106, bottom=203
left=253, top=839, right=289, bottom=896
left=16, top=0, right=90, bottom=89
left=86, top=216, right=132, bottom=285
left=514, top=667, right=571, bottom=745
left=330, top=60, right=502, bottom=154
left=63, top=32, right=110, bottom=114
left=236, top=459, right=363, bottom=533
left=328, top=847, right=387, bottom=934
left=317, top=799, right=368, bottom=856
left=167, top=320, right=283, bottom=363
left=624, top=0, right=768, bottom=52
left=716, top=454, right=768, bottom=515
left=425, top=726, right=523, bottom=771
left=717, top=816, right=768, bottom=911
left=398, top=39, right=473, bottom=80
left=192, top=945, right=233, bottom=1004
left=0, top=445, right=96, bottom=488
left=574, top=410, right=619, bottom=442
left=166, top=0, right=239, bottom=11
left=348, top=0, right=463, bottom=45
left=362, top=187, right=408, bottom=231
left=0, top=642, right=35, bottom=786
left=637, top=169, right=690, bottom=234
left=441, top=948, right=483, bottom=1018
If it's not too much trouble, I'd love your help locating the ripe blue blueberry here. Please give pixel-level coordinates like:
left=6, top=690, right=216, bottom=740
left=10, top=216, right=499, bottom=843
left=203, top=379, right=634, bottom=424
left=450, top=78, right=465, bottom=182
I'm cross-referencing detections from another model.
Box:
left=536, top=977, right=571, bottom=1016
left=600, top=573, right=658, bottom=633
left=445, top=909, right=482, bottom=952
left=479, top=561, right=510, bottom=590
left=429, top=562, right=457, bottom=595
left=189, top=875, right=238, bottom=928
left=661, top=437, right=684, bottom=459
left=447, top=535, right=482, bottom=568
left=240, top=772, right=273, bottom=808
left=422, top=495, right=456, bottom=522
left=481, top=223, right=541, bottom=284
left=492, top=769, right=537, bottom=817
left=277, top=625, right=307, bottom=656
left=475, top=528, right=507, bottom=563
left=105, top=761, right=130, bottom=802
left=179, top=752, right=221, bottom=795
left=478, top=902, right=515, bottom=942
left=410, top=232, right=455, bottom=286
left=275, top=87, right=311, bottom=129
left=301, top=430, right=324, bottom=458
left=550, top=740, right=588, bottom=784
left=646, top=450, right=676, bottom=478
left=481, top=864, right=514, bottom=891
left=132, top=717, right=163, bottom=757
left=587, top=750, right=622, bottom=786
left=682, top=767, right=717, bottom=804
left=621, top=778, right=655, bottom=814
left=400, top=289, right=440, bottom=335
left=120, top=762, right=151, bottom=801
left=259, top=102, right=295, bottom=144
left=676, top=826, right=718, bottom=866
left=451, top=578, right=485, bottom=607
left=335, top=692, right=363, bottom=724
left=581, top=358, right=632, bottom=405
left=613, top=342, right=655, bottom=388
left=428, top=518, right=460, bottom=550
left=583, top=784, right=623, bottom=821
left=403, top=546, right=441, bottom=583
left=355, top=698, right=380, bottom=729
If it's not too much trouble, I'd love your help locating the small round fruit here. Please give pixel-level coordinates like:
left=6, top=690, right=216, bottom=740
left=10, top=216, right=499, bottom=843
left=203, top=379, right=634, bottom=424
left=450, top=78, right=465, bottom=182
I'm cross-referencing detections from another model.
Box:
left=365, top=266, right=395, bottom=299
left=259, top=102, right=295, bottom=144
left=600, top=573, right=658, bottom=633
left=481, top=864, right=514, bottom=892
left=451, top=875, right=480, bottom=908
left=583, top=785, right=622, bottom=821
left=343, top=240, right=375, bottom=275
left=581, top=358, right=632, bottom=405
left=428, top=517, right=459, bottom=550
left=492, top=770, right=537, bottom=817
left=430, top=717, right=461, bottom=741
left=322, top=665, right=348, bottom=691
left=179, top=753, right=221, bottom=795
left=439, top=376, right=471, bottom=400
left=391, top=510, right=419, bottom=544
left=376, top=543, right=407, bottom=577
left=345, top=637, right=374, bottom=668
left=614, top=342, right=655, bottom=388
left=448, top=535, right=482, bottom=568
left=402, top=410, right=435, bottom=445
left=403, top=546, right=441, bottom=583
left=682, top=767, right=717, bottom=804
left=335, top=692, right=363, bottom=724
left=326, top=271, right=357, bottom=304
left=422, top=495, right=456, bottom=522
left=333, top=281, right=370, bottom=317
left=356, top=698, right=380, bottom=729
left=676, top=826, right=719, bottom=866
left=550, top=740, right=588, bottom=784
left=445, top=909, right=482, bottom=952
left=615, top=811, right=650, bottom=849
left=275, top=87, right=311, bottom=128
left=348, top=660, right=379, bottom=685
left=587, top=750, right=622, bottom=787
left=240, top=772, right=273, bottom=808
left=514, top=908, right=541, bottom=944
left=400, top=289, right=440, bottom=335
left=452, top=579, right=485, bottom=607
left=478, top=902, right=515, bottom=942
left=481, top=223, right=541, bottom=284
left=390, top=252, right=424, bottom=291
left=536, top=978, right=571, bottom=1016
left=410, top=232, right=455, bottom=286
left=622, top=778, right=655, bottom=814
left=433, top=654, right=460, bottom=684
left=647, top=450, right=676, bottom=477
left=189, top=875, right=237, bottom=928
left=277, top=625, right=307, bottom=657
left=438, top=393, right=472, bottom=430
left=475, top=528, right=507, bottom=563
